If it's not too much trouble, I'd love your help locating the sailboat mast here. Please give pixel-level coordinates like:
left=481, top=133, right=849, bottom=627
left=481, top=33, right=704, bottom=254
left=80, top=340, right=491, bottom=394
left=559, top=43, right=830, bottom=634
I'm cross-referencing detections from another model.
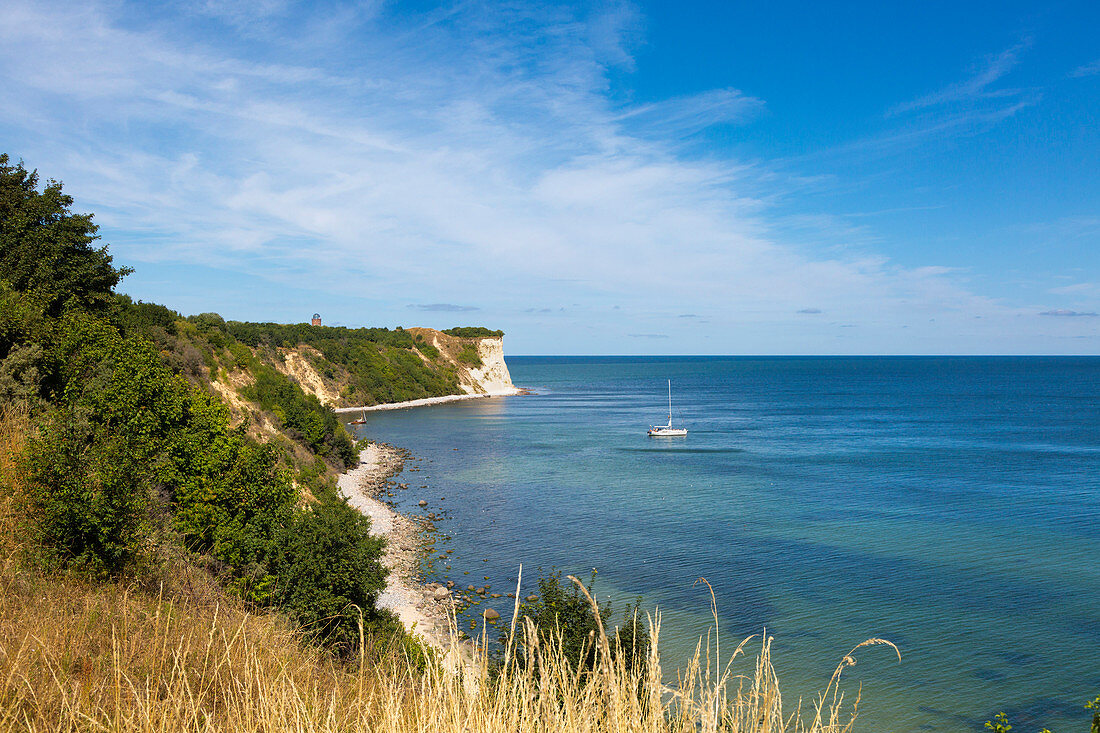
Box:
left=667, top=379, right=672, bottom=424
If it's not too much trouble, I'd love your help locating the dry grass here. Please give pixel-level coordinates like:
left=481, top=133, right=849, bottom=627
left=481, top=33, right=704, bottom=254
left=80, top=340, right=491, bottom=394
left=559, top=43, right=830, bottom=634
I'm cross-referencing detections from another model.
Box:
left=0, top=404, right=31, bottom=555
left=0, top=561, right=897, bottom=733
left=0, top=408, right=897, bottom=733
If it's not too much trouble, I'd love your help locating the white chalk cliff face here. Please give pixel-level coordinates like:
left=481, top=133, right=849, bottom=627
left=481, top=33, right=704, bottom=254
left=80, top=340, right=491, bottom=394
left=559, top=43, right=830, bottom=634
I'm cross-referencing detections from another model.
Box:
left=405, top=327, right=519, bottom=396
left=460, top=337, right=518, bottom=395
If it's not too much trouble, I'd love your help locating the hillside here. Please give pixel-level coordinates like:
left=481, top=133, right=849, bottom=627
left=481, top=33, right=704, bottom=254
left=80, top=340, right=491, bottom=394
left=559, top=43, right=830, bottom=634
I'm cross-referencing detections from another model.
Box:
left=216, top=320, right=516, bottom=409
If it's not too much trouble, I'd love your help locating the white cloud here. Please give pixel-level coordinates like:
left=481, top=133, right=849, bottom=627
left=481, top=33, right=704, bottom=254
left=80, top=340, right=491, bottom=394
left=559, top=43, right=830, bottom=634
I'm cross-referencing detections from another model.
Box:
left=1069, top=59, right=1100, bottom=78
left=0, top=0, right=1080, bottom=352
left=888, top=40, right=1034, bottom=117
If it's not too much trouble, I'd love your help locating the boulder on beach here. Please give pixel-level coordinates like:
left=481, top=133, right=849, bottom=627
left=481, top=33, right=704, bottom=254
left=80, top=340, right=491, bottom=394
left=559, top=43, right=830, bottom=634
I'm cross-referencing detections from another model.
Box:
left=433, top=587, right=450, bottom=600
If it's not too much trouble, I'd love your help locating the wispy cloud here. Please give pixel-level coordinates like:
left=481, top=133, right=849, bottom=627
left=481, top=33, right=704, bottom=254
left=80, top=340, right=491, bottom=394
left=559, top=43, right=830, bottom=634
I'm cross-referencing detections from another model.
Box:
left=1069, top=59, right=1100, bottom=78
left=888, top=41, right=1034, bottom=117
left=1039, top=309, right=1098, bottom=317
left=629, top=333, right=669, bottom=339
left=797, top=308, right=822, bottom=314
left=0, top=0, right=1066, bottom=353
left=616, top=88, right=765, bottom=139
left=408, top=303, right=480, bottom=312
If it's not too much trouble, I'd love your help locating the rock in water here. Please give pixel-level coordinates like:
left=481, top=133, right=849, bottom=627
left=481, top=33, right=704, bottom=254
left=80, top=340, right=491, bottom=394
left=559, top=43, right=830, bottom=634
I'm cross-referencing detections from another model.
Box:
left=418, top=499, right=427, bottom=507
left=483, top=608, right=500, bottom=621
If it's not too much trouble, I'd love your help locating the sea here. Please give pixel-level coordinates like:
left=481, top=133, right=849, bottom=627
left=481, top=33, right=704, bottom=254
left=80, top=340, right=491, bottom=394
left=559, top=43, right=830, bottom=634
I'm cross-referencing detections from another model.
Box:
left=348, top=356, right=1100, bottom=733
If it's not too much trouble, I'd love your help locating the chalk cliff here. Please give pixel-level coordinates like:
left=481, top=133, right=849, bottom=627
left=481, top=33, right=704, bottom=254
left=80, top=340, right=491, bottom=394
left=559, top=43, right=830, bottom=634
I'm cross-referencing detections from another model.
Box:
left=406, top=327, right=519, bottom=396
left=267, top=327, right=518, bottom=408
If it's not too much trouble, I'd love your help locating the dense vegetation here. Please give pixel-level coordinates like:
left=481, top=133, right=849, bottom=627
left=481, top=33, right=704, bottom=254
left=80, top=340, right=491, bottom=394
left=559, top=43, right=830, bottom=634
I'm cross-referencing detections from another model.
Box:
left=0, top=153, right=393, bottom=653
left=225, top=320, right=461, bottom=405
left=442, top=326, right=504, bottom=338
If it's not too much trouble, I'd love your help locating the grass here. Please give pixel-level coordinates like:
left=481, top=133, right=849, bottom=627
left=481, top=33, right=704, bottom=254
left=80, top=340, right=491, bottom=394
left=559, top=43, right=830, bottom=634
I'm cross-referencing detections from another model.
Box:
left=0, top=407, right=897, bottom=733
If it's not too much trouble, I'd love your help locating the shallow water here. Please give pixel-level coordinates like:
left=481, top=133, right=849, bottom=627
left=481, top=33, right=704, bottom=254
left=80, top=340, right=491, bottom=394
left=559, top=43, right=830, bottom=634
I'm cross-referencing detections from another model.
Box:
left=350, top=356, right=1100, bottom=732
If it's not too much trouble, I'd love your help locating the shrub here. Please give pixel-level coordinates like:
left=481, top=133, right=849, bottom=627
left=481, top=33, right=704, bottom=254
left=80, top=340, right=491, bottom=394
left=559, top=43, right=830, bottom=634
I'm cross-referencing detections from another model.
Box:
left=506, top=569, right=649, bottom=674
left=442, top=327, right=504, bottom=338
left=269, top=489, right=392, bottom=652
left=21, top=316, right=191, bottom=576
left=240, top=364, right=357, bottom=469
left=456, top=343, right=482, bottom=367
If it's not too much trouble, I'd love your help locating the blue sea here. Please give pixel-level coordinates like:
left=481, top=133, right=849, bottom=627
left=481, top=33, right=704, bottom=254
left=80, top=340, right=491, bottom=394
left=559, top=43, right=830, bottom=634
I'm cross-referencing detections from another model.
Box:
left=349, top=357, right=1100, bottom=733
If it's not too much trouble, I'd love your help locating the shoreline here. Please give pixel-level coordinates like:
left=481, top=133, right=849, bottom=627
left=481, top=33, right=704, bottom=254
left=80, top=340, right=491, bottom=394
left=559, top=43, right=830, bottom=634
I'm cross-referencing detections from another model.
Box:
left=334, top=388, right=527, bottom=414
left=336, top=443, right=472, bottom=667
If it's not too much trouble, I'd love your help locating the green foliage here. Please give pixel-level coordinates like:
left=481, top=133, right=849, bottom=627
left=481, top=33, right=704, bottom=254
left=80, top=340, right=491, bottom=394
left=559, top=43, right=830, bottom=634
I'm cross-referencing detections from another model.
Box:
left=442, top=326, right=504, bottom=338
left=985, top=712, right=1011, bottom=733
left=22, top=315, right=191, bottom=576
left=269, top=486, right=392, bottom=652
left=456, top=343, right=482, bottom=366
left=0, top=154, right=130, bottom=318
left=507, top=569, right=649, bottom=674
left=986, top=696, right=1100, bottom=733
left=223, top=321, right=460, bottom=406
left=113, top=294, right=180, bottom=346
left=225, top=321, right=416, bottom=350
left=413, top=334, right=440, bottom=360
left=228, top=341, right=257, bottom=370
left=2, top=151, right=399, bottom=657
left=240, top=364, right=357, bottom=469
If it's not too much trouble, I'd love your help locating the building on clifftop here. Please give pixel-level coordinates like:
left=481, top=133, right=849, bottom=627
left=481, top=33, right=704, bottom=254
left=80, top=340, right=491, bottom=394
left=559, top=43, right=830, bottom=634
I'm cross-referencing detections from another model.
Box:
left=311, top=313, right=322, bottom=326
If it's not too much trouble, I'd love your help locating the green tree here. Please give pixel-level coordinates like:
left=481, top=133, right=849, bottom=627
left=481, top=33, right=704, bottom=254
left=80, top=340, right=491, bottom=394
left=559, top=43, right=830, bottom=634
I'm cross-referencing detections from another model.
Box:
left=0, top=154, right=130, bottom=318
left=269, top=491, right=391, bottom=652
left=21, top=315, right=190, bottom=575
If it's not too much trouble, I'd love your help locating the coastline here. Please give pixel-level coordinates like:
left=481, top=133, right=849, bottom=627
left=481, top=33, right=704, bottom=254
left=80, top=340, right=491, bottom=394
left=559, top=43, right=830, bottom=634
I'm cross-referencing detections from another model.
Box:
left=333, top=388, right=526, bottom=414
left=336, top=443, right=471, bottom=667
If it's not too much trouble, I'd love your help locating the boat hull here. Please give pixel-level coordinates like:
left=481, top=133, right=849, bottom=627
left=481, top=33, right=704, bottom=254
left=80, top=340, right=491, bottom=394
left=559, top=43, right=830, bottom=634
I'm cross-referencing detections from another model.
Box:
left=648, top=427, right=688, bottom=437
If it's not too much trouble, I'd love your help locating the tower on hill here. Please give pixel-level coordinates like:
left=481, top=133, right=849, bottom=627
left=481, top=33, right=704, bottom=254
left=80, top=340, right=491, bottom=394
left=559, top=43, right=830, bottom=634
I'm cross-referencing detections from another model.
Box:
left=311, top=313, right=321, bottom=326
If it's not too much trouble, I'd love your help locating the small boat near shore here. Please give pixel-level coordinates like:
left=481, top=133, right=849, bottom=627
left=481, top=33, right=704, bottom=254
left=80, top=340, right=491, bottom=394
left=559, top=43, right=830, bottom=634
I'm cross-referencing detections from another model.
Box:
left=349, top=411, right=368, bottom=425
left=648, top=380, right=687, bottom=437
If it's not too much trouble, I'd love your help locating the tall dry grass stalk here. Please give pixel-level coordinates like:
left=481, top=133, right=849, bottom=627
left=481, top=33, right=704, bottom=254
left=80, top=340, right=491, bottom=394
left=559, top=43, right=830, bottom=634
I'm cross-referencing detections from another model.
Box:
left=0, top=551, right=899, bottom=733
left=0, top=403, right=31, bottom=555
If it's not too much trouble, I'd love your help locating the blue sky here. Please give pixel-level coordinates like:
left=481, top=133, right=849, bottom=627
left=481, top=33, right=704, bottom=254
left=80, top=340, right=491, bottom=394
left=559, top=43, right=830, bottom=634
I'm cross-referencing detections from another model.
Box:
left=1, top=0, right=1097, bottom=354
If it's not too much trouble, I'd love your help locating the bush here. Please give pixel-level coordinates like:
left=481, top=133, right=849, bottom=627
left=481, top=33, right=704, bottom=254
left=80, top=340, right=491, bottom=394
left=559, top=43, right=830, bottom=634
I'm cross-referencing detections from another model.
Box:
left=269, top=490, right=391, bottom=652
left=21, top=316, right=191, bottom=576
left=240, top=364, right=357, bottom=469
left=506, top=569, right=649, bottom=674
left=456, top=343, right=482, bottom=366
left=442, top=326, right=503, bottom=338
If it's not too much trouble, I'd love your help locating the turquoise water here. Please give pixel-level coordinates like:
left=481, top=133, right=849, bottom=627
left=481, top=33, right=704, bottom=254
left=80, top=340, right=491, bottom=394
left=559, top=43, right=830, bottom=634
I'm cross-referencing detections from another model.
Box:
left=350, top=357, right=1100, bottom=732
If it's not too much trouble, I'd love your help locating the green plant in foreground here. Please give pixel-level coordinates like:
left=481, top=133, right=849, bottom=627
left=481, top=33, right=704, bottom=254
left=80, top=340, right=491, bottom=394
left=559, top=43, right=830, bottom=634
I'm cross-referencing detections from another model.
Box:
left=986, top=695, right=1100, bottom=733
left=503, top=569, right=649, bottom=675
left=986, top=712, right=1011, bottom=733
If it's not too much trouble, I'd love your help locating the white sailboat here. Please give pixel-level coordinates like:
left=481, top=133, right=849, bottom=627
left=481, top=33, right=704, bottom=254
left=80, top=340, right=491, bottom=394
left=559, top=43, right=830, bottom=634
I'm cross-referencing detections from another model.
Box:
left=648, top=379, right=688, bottom=437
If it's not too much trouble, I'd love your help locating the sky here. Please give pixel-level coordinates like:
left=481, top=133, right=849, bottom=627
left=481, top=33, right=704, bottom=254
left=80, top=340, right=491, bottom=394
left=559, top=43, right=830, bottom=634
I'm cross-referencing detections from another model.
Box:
left=1, top=0, right=1098, bottom=354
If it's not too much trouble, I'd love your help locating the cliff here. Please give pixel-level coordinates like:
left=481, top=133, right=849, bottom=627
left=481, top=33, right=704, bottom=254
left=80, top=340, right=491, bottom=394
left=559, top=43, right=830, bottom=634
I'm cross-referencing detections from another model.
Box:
left=250, top=326, right=518, bottom=409
left=406, top=327, right=518, bottom=396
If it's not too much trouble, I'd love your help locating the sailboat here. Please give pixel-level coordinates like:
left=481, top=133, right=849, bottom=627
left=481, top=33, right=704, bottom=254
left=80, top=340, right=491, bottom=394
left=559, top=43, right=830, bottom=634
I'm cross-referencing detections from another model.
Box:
left=648, top=380, right=687, bottom=437
left=349, top=410, right=368, bottom=425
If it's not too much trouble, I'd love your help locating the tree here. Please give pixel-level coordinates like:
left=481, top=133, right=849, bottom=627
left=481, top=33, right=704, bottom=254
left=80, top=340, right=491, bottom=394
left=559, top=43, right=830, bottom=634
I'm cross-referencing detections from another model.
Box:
left=0, top=154, right=130, bottom=318
left=269, top=492, right=390, bottom=652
